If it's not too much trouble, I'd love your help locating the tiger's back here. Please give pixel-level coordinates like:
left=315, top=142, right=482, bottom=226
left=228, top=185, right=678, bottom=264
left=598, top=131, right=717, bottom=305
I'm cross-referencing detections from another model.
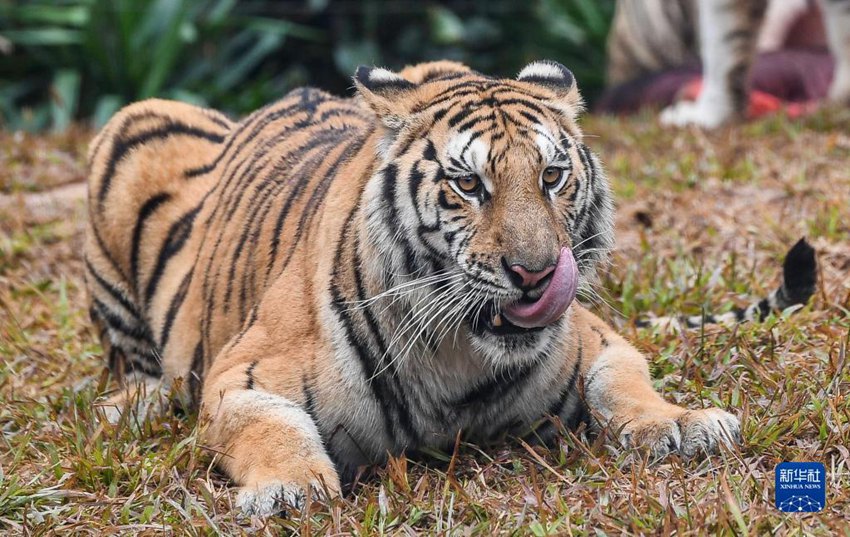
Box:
left=85, top=89, right=371, bottom=400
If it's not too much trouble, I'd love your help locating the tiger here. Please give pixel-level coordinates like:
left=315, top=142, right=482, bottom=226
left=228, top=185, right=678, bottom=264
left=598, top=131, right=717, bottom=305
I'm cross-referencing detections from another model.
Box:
left=86, top=60, right=760, bottom=516
left=607, top=0, right=850, bottom=127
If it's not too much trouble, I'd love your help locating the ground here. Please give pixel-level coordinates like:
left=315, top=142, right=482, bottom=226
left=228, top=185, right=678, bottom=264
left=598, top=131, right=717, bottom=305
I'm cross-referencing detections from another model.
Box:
left=1, top=109, right=848, bottom=535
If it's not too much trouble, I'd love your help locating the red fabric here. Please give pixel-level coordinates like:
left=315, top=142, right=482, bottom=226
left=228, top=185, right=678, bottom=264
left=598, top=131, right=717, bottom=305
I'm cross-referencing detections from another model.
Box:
left=679, top=79, right=818, bottom=119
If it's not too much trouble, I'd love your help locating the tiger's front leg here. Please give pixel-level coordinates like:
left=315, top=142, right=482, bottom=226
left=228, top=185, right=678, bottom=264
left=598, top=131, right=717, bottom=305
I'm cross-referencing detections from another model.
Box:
left=574, top=309, right=740, bottom=458
left=659, top=0, right=767, bottom=128
left=200, top=327, right=340, bottom=516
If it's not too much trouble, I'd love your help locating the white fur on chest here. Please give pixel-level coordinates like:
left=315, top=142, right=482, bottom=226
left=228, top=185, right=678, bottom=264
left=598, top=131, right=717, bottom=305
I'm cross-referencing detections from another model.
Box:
left=317, top=295, right=570, bottom=467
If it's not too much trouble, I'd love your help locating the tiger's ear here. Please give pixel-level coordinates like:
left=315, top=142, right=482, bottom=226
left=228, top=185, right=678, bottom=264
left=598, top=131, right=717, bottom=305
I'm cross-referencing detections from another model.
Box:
left=354, top=66, right=420, bottom=129
left=516, top=60, right=583, bottom=118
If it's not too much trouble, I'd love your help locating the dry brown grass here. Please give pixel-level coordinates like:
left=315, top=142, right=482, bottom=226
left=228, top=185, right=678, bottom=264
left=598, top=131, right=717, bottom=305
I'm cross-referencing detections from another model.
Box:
left=1, top=109, right=849, bottom=535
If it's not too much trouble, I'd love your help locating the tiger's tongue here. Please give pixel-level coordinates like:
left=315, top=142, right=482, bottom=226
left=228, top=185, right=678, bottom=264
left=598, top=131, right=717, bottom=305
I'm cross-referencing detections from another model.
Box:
left=502, top=247, right=578, bottom=329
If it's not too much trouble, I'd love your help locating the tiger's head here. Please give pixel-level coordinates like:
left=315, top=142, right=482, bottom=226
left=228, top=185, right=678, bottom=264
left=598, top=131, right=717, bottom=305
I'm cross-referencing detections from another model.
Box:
left=356, top=61, right=614, bottom=363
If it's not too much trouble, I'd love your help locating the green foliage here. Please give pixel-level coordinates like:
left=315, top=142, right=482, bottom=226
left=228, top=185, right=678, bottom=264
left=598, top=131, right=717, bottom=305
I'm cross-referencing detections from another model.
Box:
left=0, top=0, right=320, bottom=131
left=0, top=0, right=616, bottom=132
left=303, top=0, right=616, bottom=100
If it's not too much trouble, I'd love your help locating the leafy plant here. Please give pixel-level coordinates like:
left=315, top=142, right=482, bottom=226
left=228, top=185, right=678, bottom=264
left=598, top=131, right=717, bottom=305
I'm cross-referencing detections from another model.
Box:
left=0, top=0, right=321, bottom=131
left=297, top=0, right=616, bottom=97
left=0, top=0, right=616, bottom=132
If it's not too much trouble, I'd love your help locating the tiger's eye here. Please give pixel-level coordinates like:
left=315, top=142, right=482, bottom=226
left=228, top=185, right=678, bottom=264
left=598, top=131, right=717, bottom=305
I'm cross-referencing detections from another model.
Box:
left=456, top=174, right=481, bottom=193
left=542, top=166, right=563, bottom=187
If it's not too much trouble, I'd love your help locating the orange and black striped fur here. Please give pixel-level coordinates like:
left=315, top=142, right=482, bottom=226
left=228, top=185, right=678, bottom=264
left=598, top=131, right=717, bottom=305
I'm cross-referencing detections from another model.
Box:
left=86, top=61, right=743, bottom=515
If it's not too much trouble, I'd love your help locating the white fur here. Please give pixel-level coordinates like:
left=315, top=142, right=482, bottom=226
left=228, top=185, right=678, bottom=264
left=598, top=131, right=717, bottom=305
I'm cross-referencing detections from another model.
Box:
left=219, top=390, right=325, bottom=448
left=660, top=0, right=739, bottom=128
left=445, top=130, right=472, bottom=162
left=98, top=373, right=166, bottom=425
left=368, top=68, right=404, bottom=84
left=466, top=138, right=488, bottom=173
left=677, top=408, right=741, bottom=457
left=758, top=0, right=809, bottom=52
left=583, top=346, right=629, bottom=422
left=235, top=481, right=307, bottom=517
left=518, top=62, right=566, bottom=81
left=446, top=131, right=490, bottom=172
left=533, top=128, right=572, bottom=192
left=445, top=132, right=493, bottom=198
left=375, top=134, right=394, bottom=160
left=819, top=0, right=850, bottom=103
left=534, top=130, right=556, bottom=161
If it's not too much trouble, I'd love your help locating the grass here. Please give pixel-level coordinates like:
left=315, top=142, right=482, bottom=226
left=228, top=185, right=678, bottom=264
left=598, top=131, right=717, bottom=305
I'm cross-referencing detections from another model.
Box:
left=1, top=108, right=849, bottom=535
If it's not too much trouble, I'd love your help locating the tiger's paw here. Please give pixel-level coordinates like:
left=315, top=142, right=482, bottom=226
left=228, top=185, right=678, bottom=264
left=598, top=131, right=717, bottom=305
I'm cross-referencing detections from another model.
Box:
left=234, top=467, right=341, bottom=517
left=659, top=99, right=733, bottom=129
left=619, top=407, right=740, bottom=459
left=236, top=482, right=308, bottom=517
left=96, top=376, right=170, bottom=426
left=827, top=70, right=850, bottom=106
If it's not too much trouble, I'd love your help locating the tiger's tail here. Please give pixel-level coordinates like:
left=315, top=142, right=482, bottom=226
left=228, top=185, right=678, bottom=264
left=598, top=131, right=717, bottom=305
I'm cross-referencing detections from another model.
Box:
left=639, top=238, right=817, bottom=330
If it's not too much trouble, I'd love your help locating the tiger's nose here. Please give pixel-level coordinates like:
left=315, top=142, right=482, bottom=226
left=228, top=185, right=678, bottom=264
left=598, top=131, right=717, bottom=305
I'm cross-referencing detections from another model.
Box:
left=503, top=261, right=556, bottom=291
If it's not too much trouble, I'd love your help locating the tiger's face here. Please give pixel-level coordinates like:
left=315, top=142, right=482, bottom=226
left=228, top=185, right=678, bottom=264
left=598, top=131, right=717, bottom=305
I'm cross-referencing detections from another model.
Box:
left=357, top=61, right=614, bottom=363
